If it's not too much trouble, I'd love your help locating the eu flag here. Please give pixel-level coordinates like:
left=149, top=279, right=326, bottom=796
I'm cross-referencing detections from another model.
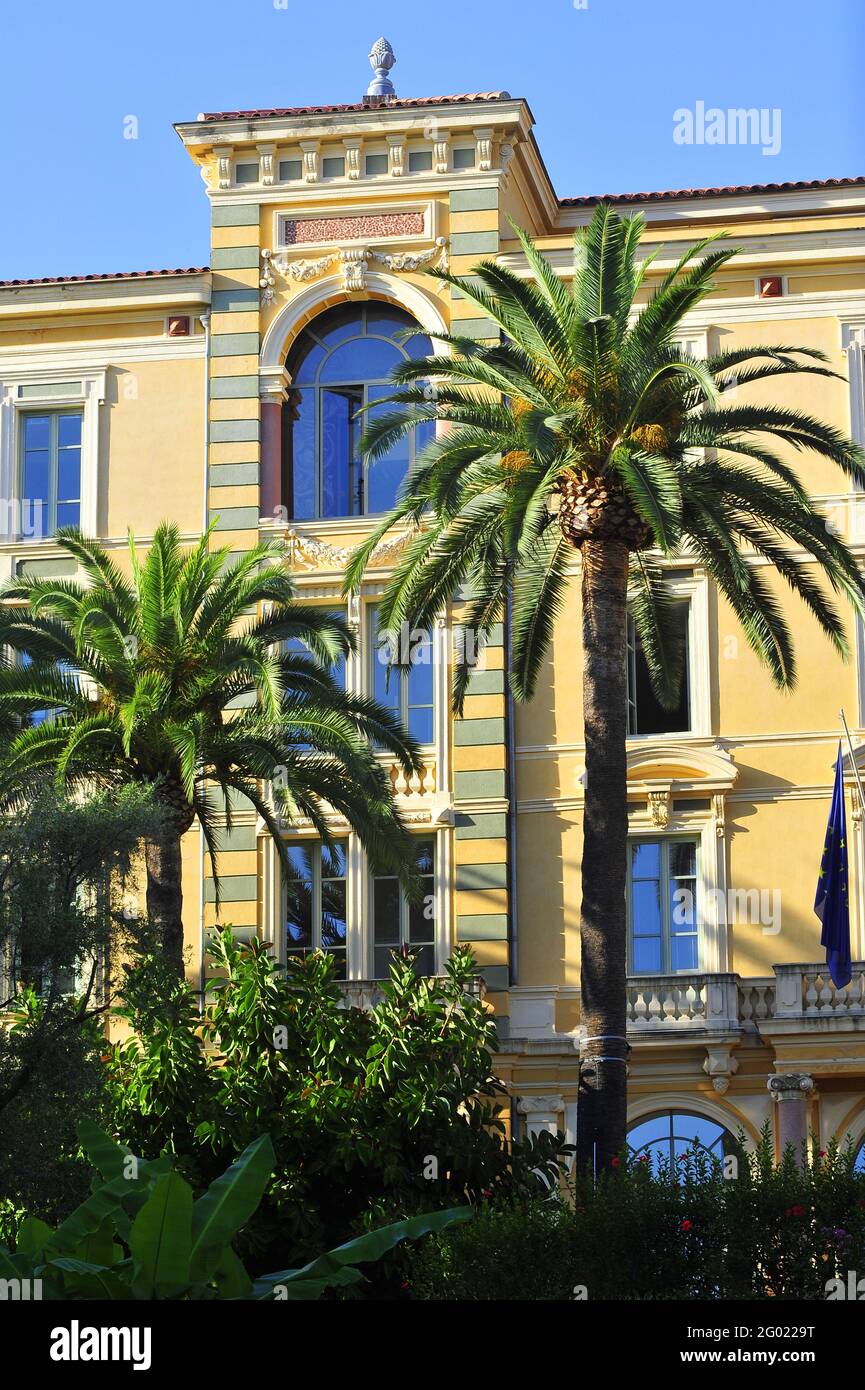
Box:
left=814, top=744, right=852, bottom=989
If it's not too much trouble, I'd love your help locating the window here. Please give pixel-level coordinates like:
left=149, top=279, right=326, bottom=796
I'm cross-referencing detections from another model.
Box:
left=628, top=1111, right=737, bottom=1176
left=322, top=155, right=345, bottom=179
left=284, top=840, right=347, bottom=979
left=279, top=158, right=302, bottom=182
left=365, top=152, right=388, bottom=176
left=628, top=838, right=699, bottom=974
left=369, top=605, right=434, bottom=744
left=408, top=149, right=432, bottom=172
left=235, top=161, right=259, bottom=185
left=284, top=609, right=347, bottom=749
left=285, top=304, right=435, bottom=519
left=452, top=147, right=476, bottom=169
left=372, top=837, right=435, bottom=976
left=19, top=410, right=82, bottom=538
left=627, top=602, right=690, bottom=735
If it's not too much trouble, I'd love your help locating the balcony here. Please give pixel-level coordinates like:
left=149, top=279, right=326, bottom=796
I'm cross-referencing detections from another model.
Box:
left=627, top=963, right=865, bottom=1033
left=337, top=976, right=483, bottom=1011
left=508, top=964, right=865, bottom=1045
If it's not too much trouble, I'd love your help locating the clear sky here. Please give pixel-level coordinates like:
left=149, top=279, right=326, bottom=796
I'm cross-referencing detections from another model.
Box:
left=2, top=0, right=863, bottom=280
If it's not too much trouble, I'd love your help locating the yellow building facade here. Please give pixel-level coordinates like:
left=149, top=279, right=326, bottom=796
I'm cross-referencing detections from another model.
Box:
left=3, top=60, right=865, bottom=1165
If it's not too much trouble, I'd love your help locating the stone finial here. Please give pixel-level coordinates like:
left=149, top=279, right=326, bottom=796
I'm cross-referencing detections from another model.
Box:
left=366, top=37, right=396, bottom=99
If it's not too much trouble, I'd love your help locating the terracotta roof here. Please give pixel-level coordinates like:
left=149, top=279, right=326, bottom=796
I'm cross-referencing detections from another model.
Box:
left=559, top=176, right=865, bottom=207
left=0, top=267, right=209, bottom=288
left=196, top=92, right=511, bottom=121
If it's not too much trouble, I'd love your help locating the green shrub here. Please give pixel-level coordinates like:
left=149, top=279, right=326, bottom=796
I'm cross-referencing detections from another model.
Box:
left=105, top=931, right=571, bottom=1276
left=410, top=1132, right=865, bottom=1301
left=0, top=1117, right=471, bottom=1300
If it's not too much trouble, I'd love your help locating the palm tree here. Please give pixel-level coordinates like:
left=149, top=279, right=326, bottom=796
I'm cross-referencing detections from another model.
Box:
left=344, top=205, right=865, bottom=1171
left=0, top=523, right=421, bottom=975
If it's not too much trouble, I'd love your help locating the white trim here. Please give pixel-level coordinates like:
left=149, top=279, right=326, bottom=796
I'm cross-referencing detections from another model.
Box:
left=259, top=269, right=449, bottom=373
left=0, top=339, right=206, bottom=369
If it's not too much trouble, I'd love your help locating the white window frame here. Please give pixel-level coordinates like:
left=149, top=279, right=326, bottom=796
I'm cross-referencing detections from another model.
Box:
left=627, top=833, right=701, bottom=976
left=282, top=836, right=349, bottom=975
left=0, top=369, right=103, bottom=542
left=626, top=572, right=710, bottom=741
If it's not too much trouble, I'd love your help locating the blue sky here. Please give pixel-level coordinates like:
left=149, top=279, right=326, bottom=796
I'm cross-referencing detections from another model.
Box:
left=2, top=0, right=863, bottom=280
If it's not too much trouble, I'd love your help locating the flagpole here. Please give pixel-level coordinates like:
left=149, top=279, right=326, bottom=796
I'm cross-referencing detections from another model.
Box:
left=839, top=708, right=865, bottom=816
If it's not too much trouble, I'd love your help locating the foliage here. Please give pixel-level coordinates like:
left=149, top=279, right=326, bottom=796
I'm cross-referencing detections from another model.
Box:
left=0, top=785, right=162, bottom=1228
left=410, top=1129, right=865, bottom=1300
left=344, top=203, right=865, bottom=708
left=0, top=1117, right=471, bottom=1300
left=0, top=522, right=422, bottom=915
left=105, top=931, right=570, bottom=1273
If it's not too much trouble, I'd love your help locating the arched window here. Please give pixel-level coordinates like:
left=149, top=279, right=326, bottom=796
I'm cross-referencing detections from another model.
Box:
left=628, top=1110, right=738, bottom=1175
left=284, top=303, right=434, bottom=520
left=855, top=1135, right=865, bottom=1171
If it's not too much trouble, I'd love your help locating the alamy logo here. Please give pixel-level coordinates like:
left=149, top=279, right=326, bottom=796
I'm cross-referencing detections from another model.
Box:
left=0, top=1277, right=41, bottom=1300
left=826, top=1270, right=865, bottom=1300
left=49, top=1321, right=152, bottom=1371
left=673, top=102, right=782, bottom=156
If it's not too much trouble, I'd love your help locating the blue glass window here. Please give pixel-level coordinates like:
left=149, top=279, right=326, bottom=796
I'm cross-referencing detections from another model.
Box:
left=20, top=410, right=82, bottom=538
left=284, top=839, right=347, bottom=978
left=628, top=838, right=699, bottom=974
left=372, top=836, right=435, bottom=977
left=368, top=605, right=434, bottom=745
left=285, top=304, right=433, bottom=519
left=628, top=1112, right=736, bottom=1177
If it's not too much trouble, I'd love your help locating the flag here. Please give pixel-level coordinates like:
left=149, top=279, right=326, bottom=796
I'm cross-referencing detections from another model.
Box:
left=814, top=743, right=852, bottom=989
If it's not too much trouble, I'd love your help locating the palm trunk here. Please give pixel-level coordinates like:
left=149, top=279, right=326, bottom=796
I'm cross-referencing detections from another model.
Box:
left=576, top=538, right=630, bottom=1173
left=144, top=820, right=186, bottom=976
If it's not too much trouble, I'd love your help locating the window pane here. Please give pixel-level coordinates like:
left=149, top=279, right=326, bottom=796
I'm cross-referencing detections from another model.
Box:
left=373, top=878, right=400, bottom=944
left=291, top=340, right=326, bottom=385
left=366, top=385, right=409, bottom=512
left=289, top=388, right=316, bottom=519
left=55, top=503, right=80, bottom=529
left=671, top=935, right=699, bottom=971
left=57, top=449, right=80, bottom=503
left=57, top=414, right=82, bottom=447
left=670, top=841, right=696, bottom=878
left=319, top=337, right=402, bottom=382
left=22, top=452, right=49, bottom=506
left=321, top=388, right=362, bottom=516
left=453, top=147, right=476, bottom=169
left=632, top=937, right=663, bottom=973
left=322, top=156, right=345, bottom=178
left=632, top=880, right=661, bottom=935
left=365, top=153, right=388, bottom=175
left=321, top=879, right=347, bottom=951
left=24, top=415, right=50, bottom=449
left=408, top=150, right=432, bottom=172
left=629, top=605, right=690, bottom=734
left=279, top=158, right=302, bottom=182
left=631, top=841, right=661, bottom=878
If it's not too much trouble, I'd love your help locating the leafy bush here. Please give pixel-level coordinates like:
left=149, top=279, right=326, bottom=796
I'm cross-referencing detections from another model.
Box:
left=0, top=1117, right=470, bottom=1300
left=106, top=932, right=569, bottom=1275
left=0, top=785, right=164, bottom=1231
left=410, top=1131, right=865, bottom=1301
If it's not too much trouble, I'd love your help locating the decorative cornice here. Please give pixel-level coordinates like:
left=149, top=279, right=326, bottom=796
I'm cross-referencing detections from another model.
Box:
left=278, top=524, right=415, bottom=571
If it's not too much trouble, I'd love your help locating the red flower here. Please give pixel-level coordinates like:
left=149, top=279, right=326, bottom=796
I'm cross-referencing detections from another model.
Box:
left=610, top=1157, right=620, bottom=1168
left=818, top=1149, right=827, bottom=1158
left=638, top=1154, right=649, bottom=1163
left=788, top=1204, right=805, bottom=1217
left=681, top=1219, right=693, bottom=1232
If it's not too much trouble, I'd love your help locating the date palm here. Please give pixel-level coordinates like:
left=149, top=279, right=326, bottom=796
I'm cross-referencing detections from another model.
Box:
left=345, top=204, right=865, bottom=1171
left=0, top=523, right=420, bottom=975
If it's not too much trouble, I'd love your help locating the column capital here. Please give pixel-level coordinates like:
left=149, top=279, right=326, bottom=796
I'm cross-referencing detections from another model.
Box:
left=767, top=1072, right=816, bottom=1101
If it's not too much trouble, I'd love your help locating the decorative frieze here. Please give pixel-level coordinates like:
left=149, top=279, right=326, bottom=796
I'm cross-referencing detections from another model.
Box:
left=281, top=211, right=425, bottom=246
left=260, top=238, right=448, bottom=301
left=277, top=525, right=415, bottom=570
